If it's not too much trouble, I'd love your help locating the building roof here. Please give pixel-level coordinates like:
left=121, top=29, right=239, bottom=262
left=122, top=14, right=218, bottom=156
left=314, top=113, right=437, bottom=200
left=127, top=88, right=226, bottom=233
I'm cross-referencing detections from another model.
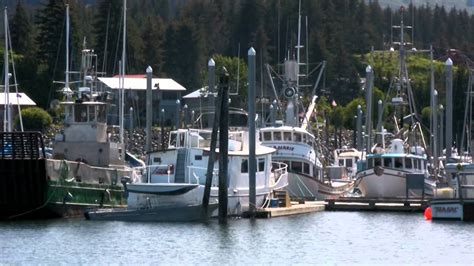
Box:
left=0, top=93, right=36, bottom=106
left=98, top=77, right=186, bottom=91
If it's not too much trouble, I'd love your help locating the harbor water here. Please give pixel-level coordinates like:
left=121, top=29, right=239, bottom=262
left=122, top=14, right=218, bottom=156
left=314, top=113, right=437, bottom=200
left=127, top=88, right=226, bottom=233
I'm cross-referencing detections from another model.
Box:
left=1, top=211, right=473, bottom=264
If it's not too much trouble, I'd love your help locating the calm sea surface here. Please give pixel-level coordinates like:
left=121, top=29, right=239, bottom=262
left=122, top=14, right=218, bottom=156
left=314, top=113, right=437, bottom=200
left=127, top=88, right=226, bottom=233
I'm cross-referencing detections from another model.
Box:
left=1, top=211, right=473, bottom=265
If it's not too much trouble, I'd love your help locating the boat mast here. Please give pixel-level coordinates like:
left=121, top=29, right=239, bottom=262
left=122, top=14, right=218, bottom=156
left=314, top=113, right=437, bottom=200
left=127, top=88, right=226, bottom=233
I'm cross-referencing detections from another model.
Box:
left=65, top=4, right=70, bottom=99
left=119, top=0, right=126, bottom=144
left=295, top=0, right=302, bottom=127
left=3, top=7, right=10, bottom=132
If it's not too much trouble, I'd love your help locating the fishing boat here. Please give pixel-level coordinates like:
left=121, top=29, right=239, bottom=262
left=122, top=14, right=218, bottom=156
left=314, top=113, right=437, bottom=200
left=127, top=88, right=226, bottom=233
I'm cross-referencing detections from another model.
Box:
left=44, top=4, right=142, bottom=218
left=44, top=47, right=142, bottom=217
left=356, top=139, right=433, bottom=198
left=355, top=9, right=436, bottom=199
left=126, top=108, right=288, bottom=217
left=86, top=100, right=288, bottom=221
left=259, top=124, right=356, bottom=200
left=259, top=2, right=355, bottom=200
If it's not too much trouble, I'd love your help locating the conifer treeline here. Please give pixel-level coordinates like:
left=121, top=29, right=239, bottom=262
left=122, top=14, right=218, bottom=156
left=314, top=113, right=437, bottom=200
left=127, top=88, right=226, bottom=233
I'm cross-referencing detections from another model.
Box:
left=6, top=0, right=474, bottom=108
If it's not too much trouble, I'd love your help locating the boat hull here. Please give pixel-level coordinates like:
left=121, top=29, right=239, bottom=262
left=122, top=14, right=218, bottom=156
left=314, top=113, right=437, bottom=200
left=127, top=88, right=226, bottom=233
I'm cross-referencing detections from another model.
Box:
left=357, top=168, right=434, bottom=198
left=126, top=183, right=270, bottom=216
left=284, top=172, right=355, bottom=200
left=44, top=159, right=133, bottom=217
left=430, top=199, right=465, bottom=220
left=85, top=203, right=218, bottom=222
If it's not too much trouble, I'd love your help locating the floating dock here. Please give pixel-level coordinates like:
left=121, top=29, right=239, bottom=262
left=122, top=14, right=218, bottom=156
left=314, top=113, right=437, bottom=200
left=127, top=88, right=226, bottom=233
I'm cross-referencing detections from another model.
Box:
left=325, top=197, right=428, bottom=212
left=242, top=201, right=325, bottom=218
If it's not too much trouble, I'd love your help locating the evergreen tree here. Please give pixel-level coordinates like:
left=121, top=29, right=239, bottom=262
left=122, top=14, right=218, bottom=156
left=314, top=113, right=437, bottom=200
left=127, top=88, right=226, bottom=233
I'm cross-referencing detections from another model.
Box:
left=125, top=17, right=145, bottom=74
left=93, top=0, right=122, bottom=75
left=35, top=0, right=66, bottom=71
left=141, top=16, right=166, bottom=75
left=163, top=20, right=202, bottom=90
left=10, top=0, right=33, bottom=55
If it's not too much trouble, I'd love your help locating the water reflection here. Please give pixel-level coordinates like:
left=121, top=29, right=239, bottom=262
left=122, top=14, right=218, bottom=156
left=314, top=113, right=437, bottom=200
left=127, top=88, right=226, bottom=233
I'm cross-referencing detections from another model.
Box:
left=1, top=212, right=474, bottom=264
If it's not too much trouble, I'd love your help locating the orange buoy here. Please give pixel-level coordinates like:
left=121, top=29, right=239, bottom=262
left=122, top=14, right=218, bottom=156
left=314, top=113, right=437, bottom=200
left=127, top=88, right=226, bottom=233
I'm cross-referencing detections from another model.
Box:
left=424, top=206, right=432, bottom=221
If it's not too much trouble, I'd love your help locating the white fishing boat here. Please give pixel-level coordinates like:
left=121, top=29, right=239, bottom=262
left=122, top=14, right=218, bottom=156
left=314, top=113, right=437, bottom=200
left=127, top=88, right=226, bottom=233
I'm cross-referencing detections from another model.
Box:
left=355, top=10, right=436, bottom=199
left=260, top=125, right=356, bottom=200
left=259, top=5, right=357, bottom=200
left=91, top=107, right=288, bottom=220
left=133, top=123, right=288, bottom=215
left=356, top=139, right=434, bottom=198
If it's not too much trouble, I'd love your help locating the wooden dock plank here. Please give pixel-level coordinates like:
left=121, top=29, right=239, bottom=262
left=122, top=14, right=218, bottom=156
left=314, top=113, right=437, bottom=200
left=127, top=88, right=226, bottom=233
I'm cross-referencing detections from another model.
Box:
left=242, top=201, right=325, bottom=218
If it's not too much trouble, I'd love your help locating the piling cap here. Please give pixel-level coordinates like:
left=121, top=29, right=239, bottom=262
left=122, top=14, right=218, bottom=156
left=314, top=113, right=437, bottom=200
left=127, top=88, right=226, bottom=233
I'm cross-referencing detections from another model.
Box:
left=378, top=99, right=382, bottom=104
left=208, top=58, right=215, bottom=67
left=445, top=58, right=453, bottom=66
left=434, top=90, right=438, bottom=96
left=366, top=65, right=372, bottom=72
left=248, top=47, right=256, bottom=56
left=146, top=66, right=153, bottom=73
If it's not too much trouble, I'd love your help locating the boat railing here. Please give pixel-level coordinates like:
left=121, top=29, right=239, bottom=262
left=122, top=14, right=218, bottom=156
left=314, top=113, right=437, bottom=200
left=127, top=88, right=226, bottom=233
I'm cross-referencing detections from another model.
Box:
left=173, top=129, right=245, bottom=150
left=187, top=165, right=219, bottom=185
left=0, top=132, right=46, bottom=159
left=272, top=161, right=289, bottom=190
left=134, top=164, right=178, bottom=184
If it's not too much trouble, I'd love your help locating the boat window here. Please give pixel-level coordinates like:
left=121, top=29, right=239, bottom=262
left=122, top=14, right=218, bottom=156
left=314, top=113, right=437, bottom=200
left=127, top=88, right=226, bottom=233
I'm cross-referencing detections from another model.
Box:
left=414, top=159, right=419, bottom=169
left=424, top=161, right=427, bottom=170
left=74, top=104, right=88, bottom=122
left=302, top=134, right=307, bottom=143
left=346, top=159, right=353, bottom=167
left=368, top=158, right=374, bottom=168
left=339, top=159, right=344, bottom=166
left=291, top=161, right=303, bottom=173
left=263, top=132, right=272, bottom=141
left=405, top=158, right=412, bottom=169
left=169, top=133, right=177, bottom=147
left=178, top=133, right=185, bottom=147
left=284, top=132, right=292, bottom=141
left=97, top=105, right=106, bottom=122
left=307, top=135, right=314, bottom=146
left=303, top=163, right=310, bottom=174
left=395, top=157, right=403, bottom=169
left=194, top=155, right=202, bottom=161
left=241, top=159, right=248, bottom=173
left=88, top=105, right=96, bottom=121
left=294, top=133, right=302, bottom=142
left=153, top=157, right=161, bottom=163
left=384, top=158, right=392, bottom=167
left=65, top=105, right=73, bottom=122
left=274, top=132, right=282, bottom=141
left=258, top=158, right=265, bottom=172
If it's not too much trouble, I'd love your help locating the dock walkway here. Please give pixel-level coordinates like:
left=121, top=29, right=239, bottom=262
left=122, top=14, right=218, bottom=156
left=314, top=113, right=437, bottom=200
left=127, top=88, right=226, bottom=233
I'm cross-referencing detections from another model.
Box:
left=242, top=201, right=325, bottom=218
left=325, top=197, right=428, bottom=212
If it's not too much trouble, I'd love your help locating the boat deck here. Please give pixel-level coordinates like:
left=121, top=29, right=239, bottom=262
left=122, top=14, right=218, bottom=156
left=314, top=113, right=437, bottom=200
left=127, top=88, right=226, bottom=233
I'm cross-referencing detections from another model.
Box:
left=325, top=197, right=428, bottom=212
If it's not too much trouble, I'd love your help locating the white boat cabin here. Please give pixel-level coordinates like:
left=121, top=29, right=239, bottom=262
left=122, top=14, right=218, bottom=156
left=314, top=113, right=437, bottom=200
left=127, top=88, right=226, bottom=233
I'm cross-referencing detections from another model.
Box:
left=259, top=126, right=321, bottom=178
left=146, top=129, right=284, bottom=191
